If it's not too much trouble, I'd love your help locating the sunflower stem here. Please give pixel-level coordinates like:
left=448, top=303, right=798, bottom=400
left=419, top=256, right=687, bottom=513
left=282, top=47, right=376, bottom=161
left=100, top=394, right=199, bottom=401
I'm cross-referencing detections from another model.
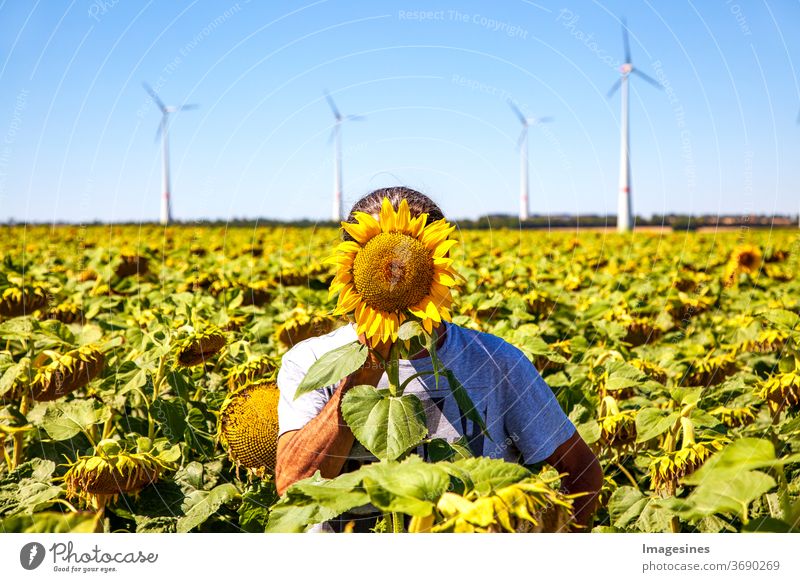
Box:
left=11, top=393, right=30, bottom=471
left=148, top=353, right=168, bottom=440
left=387, top=343, right=400, bottom=397
left=391, top=511, right=403, bottom=533
left=680, top=417, right=695, bottom=447
left=2, top=436, right=13, bottom=472
left=399, top=370, right=435, bottom=392
left=614, top=461, right=638, bottom=489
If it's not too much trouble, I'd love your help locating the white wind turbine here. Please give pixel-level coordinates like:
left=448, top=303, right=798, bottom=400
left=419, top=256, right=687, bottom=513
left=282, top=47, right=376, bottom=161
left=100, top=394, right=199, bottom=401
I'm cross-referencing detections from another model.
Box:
left=143, top=83, right=198, bottom=225
left=607, top=18, right=662, bottom=232
left=509, top=100, right=553, bottom=221
left=325, top=91, right=364, bottom=222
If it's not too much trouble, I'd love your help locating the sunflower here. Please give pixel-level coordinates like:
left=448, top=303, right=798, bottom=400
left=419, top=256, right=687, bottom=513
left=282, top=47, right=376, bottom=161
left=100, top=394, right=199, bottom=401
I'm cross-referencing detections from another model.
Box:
left=175, top=326, right=226, bottom=367
left=29, top=345, right=105, bottom=402
left=648, top=439, right=726, bottom=495
left=326, top=197, right=460, bottom=345
left=757, top=371, right=800, bottom=411
left=63, top=439, right=177, bottom=508
left=730, top=244, right=762, bottom=274
left=47, top=301, right=83, bottom=324
left=598, top=411, right=638, bottom=451
left=723, top=244, right=762, bottom=286
left=413, top=478, right=574, bottom=533
left=0, top=284, right=48, bottom=318
left=709, top=404, right=756, bottom=428
left=226, top=355, right=277, bottom=390
left=274, top=305, right=340, bottom=347
left=218, top=381, right=280, bottom=477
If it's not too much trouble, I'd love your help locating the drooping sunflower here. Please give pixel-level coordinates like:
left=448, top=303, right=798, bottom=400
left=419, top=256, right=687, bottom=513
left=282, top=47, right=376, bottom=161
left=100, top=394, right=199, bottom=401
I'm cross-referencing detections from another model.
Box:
left=274, top=304, right=340, bottom=348
left=709, top=404, right=757, bottom=428
left=63, top=439, right=177, bottom=508
left=226, top=355, right=277, bottom=390
left=410, top=478, right=574, bottom=533
left=757, top=371, right=800, bottom=411
left=326, top=197, right=460, bottom=345
left=648, top=438, right=727, bottom=495
left=175, top=326, right=227, bottom=367
left=29, top=345, right=105, bottom=402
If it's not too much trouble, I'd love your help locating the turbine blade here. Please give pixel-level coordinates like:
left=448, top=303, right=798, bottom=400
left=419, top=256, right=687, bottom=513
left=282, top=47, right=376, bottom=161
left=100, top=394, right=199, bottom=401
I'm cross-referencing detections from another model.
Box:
left=607, top=78, right=622, bottom=98
left=155, top=117, right=164, bottom=143
left=324, top=91, right=341, bottom=120
left=508, top=100, right=527, bottom=125
left=535, top=116, right=554, bottom=124
left=179, top=103, right=199, bottom=111
left=632, top=69, right=663, bottom=90
left=328, top=125, right=338, bottom=145
left=142, top=82, right=166, bottom=112
left=516, top=127, right=526, bottom=149
left=346, top=114, right=366, bottom=121
left=621, top=17, right=631, bottom=63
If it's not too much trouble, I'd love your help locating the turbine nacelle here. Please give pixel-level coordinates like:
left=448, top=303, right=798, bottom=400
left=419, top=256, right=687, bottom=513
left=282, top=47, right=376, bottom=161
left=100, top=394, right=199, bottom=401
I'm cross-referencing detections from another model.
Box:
left=620, top=63, right=633, bottom=75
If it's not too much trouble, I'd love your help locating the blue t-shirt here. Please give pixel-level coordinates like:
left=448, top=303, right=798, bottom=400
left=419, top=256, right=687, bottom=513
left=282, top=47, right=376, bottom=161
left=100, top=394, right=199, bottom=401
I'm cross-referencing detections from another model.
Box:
left=277, top=320, right=576, bottom=466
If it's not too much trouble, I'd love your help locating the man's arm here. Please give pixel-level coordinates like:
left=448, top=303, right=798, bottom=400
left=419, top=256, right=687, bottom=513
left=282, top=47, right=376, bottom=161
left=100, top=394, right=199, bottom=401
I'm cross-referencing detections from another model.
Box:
left=274, top=342, right=388, bottom=496
left=545, top=430, right=604, bottom=531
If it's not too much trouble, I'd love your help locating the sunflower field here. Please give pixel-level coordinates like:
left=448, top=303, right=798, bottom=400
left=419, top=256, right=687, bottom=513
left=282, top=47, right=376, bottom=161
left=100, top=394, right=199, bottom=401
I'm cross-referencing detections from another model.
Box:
left=1, top=223, right=800, bottom=533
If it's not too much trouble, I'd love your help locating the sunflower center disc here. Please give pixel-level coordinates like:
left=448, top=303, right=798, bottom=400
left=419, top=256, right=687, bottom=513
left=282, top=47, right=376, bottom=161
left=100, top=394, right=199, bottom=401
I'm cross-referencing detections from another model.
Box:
left=352, top=232, right=434, bottom=313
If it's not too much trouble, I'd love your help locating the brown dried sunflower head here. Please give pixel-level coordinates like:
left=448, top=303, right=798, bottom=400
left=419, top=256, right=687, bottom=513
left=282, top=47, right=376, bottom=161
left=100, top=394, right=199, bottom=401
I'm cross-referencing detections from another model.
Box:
left=175, top=326, right=226, bottom=367
left=29, top=345, right=104, bottom=402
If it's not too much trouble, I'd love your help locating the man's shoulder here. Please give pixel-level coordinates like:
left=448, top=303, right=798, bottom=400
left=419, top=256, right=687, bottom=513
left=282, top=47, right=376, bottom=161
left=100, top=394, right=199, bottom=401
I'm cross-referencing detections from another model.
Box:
left=447, top=323, right=526, bottom=361
left=280, top=322, right=358, bottom=370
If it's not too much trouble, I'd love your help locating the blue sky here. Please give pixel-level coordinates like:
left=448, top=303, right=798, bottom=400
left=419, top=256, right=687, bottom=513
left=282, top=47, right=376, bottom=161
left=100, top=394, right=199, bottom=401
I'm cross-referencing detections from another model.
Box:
left=0, top=0, right=798, bottom=223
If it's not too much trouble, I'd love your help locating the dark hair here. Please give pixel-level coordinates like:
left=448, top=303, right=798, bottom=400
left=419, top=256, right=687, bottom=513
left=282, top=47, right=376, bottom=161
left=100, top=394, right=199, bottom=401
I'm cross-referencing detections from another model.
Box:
left=342, top=187, right=445, bottom=241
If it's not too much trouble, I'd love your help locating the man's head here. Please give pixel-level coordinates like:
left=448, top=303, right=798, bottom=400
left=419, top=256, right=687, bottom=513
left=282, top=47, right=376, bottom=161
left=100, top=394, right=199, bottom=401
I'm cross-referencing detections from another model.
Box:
left=342, top=187, right=444, bottom=242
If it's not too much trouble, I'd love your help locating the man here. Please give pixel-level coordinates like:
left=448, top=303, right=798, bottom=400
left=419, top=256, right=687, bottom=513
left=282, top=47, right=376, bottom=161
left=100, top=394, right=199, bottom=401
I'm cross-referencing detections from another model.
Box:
left=275, top=187, right=603, bottom=532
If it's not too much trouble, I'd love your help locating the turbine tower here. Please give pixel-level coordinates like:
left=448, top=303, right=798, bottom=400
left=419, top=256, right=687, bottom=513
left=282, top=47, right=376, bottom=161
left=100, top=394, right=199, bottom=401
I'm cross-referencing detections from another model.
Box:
left=143, top=83, right=198, bottom=225
left=325, top=92, right=364, bottom=222
left=607, top=18, right=662, bottom=232
left=509, top=100, right=552, bottom=221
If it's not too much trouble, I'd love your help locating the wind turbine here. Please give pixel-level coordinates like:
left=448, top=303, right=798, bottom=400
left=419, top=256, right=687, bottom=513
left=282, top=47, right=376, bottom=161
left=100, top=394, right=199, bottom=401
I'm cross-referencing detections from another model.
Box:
left=143, top=83, right=198, bottom=225
left=607, top=18, right=662, bottom=232
left=325, top=92, right=364, bottom=222
left=508, top=100, right=552, bottom=221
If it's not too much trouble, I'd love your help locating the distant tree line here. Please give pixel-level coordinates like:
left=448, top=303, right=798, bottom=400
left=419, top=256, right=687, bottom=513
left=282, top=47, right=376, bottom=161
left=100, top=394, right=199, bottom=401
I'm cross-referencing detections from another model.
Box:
left=5, top=213, right=797, bottom=230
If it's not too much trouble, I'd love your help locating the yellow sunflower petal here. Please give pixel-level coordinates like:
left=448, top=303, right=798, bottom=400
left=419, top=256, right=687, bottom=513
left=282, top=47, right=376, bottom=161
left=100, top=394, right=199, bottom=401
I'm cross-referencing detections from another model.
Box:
left=395, top=199, right=411, bottom=233
left=379, top=197, right=397, bottom=232
left=409, top=214, right=428, bottom=238
left=342, top=219, right=375, bottom=245
left=433, top=239, right=458, bottom=258
left=433, top=270, right=457, bottom=286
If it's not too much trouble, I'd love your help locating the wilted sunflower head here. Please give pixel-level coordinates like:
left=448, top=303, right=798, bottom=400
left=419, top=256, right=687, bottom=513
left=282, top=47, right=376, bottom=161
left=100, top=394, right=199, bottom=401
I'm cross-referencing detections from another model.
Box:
left=175, top=326, right=226, bottom=367
left=709, top=404, right=757, bottom=428
left=598, top=409, right=638, bottom=450
left=226, top=355, right=277, bottom=390
left=64, top=439, right=177, bottom=507
left=0, top=284, right=49, bottom=318
left=326, top=197, right=461, bottom=345
left=47, top=301, right=83, bottom=324
left=218, top=381, right=280, bottom=477
left=274, top=305, right=339, bottom=347
left=29, top=345, right=105, bottom=402
left=426, top=478, right=574, bottom=533
left=757, top=371, right=800, bottom=410
left=648, top=439, right=726, bottom=495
